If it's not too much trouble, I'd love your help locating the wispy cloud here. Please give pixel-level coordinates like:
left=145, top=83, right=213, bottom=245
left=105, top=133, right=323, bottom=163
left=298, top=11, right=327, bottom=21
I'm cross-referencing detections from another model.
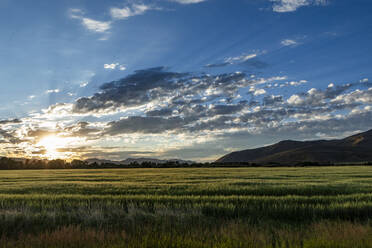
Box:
left=69, top=8, right=111, bottom=33
left=110, top=4, right=153, bottom=20
left=281, top=39, right=298, bottom=46
left=45, top=89, right=60, bottom=94
left=225, top=53, right=257, bottom=63
left=80, top=18, right=111, bottom=33
left=271, top=0, right=328, bottom=13
left=170, top=0, right=207, bottom=4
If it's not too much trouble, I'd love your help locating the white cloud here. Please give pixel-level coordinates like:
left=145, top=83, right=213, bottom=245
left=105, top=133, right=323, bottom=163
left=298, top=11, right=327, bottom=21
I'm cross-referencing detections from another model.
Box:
left=45, top=89, right=60, bottom=94
left=69, top=8, right=84, bottom=19
left=268, top=76, right=288, bottom=81
left=272, top=0, right=309, bottom=12
left=80, top=82, right=89, bottom=88
left=110, top=4, right=152, bottom=20
left=361, top=78, right=369, bottom=83
left=281, top=39, right=297, bottom=46
left=287, top=94, right=303, bottom=105
left=81, top=18, right=111, bottom=33
left=171, top=0, right=207, bottom=4
left=28, top=95, right=36, bottom=100
left=249, top=87, right=266, bottom=96
left=69, top=8, right=111, bottom=33
left=104, top=63, right=126, bottom=71
left=104, top=63, right=119, bottom=70
left=254, top=89, right=267, bottom=96
left=271, top=0, right=328, bottom=13
left=225, top=53, right=257, bottom=64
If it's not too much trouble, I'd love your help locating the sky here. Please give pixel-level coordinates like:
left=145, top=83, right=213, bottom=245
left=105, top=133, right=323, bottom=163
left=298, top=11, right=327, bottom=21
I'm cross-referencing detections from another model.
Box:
left=0, top=0, right=371, bottom=161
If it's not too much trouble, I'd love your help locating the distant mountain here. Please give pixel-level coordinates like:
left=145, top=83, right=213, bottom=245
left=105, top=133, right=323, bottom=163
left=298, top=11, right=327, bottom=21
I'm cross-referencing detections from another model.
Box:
left=216, top=129, right=372, bottom=164
left=85, top=158, right=122, bottom=165
left=86, top=157, right=195, bottom=165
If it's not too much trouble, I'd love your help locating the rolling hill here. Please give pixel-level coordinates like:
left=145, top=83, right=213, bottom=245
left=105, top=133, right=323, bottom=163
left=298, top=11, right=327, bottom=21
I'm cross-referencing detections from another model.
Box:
left=216, top=129, right=372, bottom=164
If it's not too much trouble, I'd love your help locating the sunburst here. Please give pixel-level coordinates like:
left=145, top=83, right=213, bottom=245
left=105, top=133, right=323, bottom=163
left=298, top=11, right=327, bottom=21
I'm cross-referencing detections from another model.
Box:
left=36, top=135, right=70, bottom=160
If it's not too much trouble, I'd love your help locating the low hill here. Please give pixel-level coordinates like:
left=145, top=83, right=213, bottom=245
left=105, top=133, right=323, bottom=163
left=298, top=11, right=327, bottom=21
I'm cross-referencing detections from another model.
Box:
left=216, top=129, right=372, bottom=164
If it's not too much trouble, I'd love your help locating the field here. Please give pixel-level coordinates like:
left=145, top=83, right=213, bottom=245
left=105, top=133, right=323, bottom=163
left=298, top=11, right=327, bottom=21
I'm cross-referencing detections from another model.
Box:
left=1, top=167, right=372, bottom=247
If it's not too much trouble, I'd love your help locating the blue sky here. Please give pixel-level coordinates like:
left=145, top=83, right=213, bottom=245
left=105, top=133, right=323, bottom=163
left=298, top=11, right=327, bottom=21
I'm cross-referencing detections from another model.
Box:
left=0, top=0, right=371, bottom=161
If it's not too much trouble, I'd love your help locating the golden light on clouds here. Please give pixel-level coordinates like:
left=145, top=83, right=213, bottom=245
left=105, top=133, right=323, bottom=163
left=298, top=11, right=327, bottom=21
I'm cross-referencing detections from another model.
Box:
left=36, top=135, right=80, bottom=160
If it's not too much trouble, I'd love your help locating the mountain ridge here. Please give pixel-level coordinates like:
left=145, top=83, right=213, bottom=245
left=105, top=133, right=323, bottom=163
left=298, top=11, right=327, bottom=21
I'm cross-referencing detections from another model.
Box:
left=216, top=129, right=372, bottom=164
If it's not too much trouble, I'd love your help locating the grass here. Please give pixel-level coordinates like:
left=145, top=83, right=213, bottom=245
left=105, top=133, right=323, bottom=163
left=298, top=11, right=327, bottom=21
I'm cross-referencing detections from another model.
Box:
left=0, top=166, right=372, bottom=247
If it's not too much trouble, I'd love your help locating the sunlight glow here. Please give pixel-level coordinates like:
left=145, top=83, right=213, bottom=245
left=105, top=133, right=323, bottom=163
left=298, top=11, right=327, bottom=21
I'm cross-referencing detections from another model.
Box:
left=36, top=135, right=75, bottom=160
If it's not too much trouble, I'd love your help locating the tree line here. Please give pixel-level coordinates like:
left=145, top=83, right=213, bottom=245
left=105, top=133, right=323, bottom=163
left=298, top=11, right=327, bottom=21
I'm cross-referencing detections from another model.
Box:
left=0, top=157, right=372, bottom=170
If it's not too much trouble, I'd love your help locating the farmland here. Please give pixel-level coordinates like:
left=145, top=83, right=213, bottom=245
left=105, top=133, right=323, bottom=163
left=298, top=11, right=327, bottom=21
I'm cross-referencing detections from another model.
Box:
left=0, top=167, right=372, bottom=247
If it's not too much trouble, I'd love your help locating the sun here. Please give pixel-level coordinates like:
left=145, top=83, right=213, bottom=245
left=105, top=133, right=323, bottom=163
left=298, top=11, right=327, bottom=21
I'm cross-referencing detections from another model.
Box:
left=37, top=135, right=70, bottom=160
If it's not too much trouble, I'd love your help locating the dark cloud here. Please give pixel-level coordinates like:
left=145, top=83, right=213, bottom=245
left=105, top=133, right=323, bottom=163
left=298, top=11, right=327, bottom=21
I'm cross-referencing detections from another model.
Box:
left=70, top=67, right=251, bottom=115
left=64, top=122, right=101, bottom=137
left=263, top=95, right=283, bottom=105
left=0, top=129, right=24, bottom=144
left=104, top=116, right=188, bottom=135
left=208, top=103, right=246, bottom=115
left=73, top=67, right=188, bottom=114
left=0, top=119, right=22, bottom=125
left=146, top=108, right=174, bottom=117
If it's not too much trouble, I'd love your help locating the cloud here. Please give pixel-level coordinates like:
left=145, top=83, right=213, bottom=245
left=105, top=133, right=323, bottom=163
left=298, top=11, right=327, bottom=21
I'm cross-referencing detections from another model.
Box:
left=45, top=89, right=60, bottom=94
left=263, top=95, right=283, bottom=105
left=170, top=0, right=207, bottom=4
left=204, top=62, right=231, bottom=68
left=225, top=53, right=257, bottom=64
left=104, top=63, right=126, bottom=71
left=281, top=39, right=298, bottom=46
left=104, top=63, right=119, bottom=70
left=80, top=82, right=89, bottom=88
left=69, top=9, right=111, bottom=33
left=0, top=119, right=22, bottom=125
left=4, top=60, right=370, bottom=161
left=81, top=18, right=111, bottom=33
left=253, top=88, right=267, bottom=96
left=271, top=0, right=328, bottom=13
left=110, top=4, right=153, bottom=20
left=206, top=52, right=268, bottom=69
left=241, top=59, right=269, bottom=69
left=105, top=116, right=186, bottom=135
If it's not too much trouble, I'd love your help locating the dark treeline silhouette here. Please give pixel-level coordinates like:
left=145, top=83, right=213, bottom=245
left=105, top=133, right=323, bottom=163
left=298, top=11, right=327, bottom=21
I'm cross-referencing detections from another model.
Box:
left=1, top=157, right=372, bottom=170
